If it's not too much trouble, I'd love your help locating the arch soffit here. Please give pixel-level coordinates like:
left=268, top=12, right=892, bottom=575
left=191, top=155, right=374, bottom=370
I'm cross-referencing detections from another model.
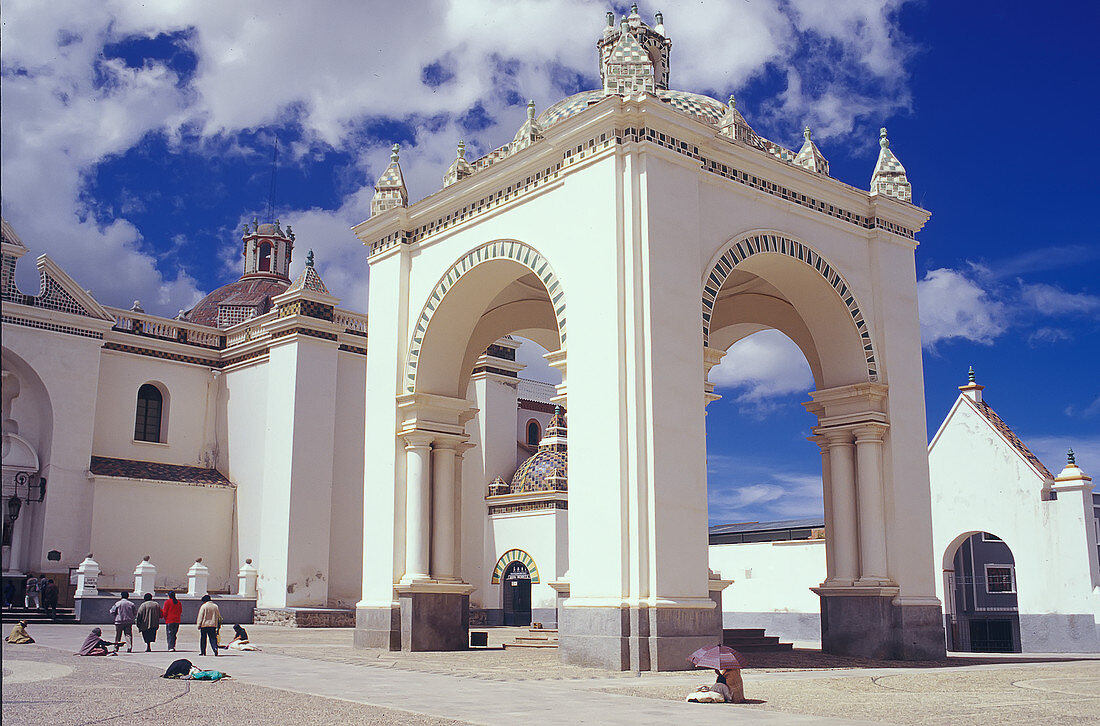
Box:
left=941, top=530, right=1016, bottom=570
left=491, top=548, right=540, bottom=584
left=702, top=232, right=878, bottom=382
left=407, top=240, right=566, bottom=394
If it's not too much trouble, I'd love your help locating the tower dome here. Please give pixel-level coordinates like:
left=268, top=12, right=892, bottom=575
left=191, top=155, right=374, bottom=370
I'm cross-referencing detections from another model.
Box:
left=184, top=219, right=297, bottom=329
left=509, top=407, right=568, bottom=494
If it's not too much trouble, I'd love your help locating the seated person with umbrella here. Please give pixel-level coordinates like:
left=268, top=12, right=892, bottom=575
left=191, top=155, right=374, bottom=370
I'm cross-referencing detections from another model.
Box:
left=686, top=644, right=747, bottom=703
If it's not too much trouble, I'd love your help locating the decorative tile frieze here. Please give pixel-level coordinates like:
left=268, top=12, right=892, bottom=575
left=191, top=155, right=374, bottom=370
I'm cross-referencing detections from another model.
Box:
left=2, top=315, right=104, bottom=340
left=366, top=125, right=916, bottom=259
left=103, top=342, right=222, bottom=368
left=488, top=500, right=568, bottom=516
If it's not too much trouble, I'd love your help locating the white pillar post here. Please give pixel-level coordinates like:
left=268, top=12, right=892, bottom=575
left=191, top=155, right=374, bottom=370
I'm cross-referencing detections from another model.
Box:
left=401, top=433, right=434, bottom=583
left=855, top=423, right=892, bottom=585
left=809, top=435, right=836, bottom=584
left=133, top=556, right=157, bottom=597
left=75, top=554, right=100, bottom=597
left=237, top=558, right=258, bottom=598
left=187, top=557, right=209, bottom=597
left=823, top=429, right=858, bottom=586
left=431, top=439, right=458, bottom=581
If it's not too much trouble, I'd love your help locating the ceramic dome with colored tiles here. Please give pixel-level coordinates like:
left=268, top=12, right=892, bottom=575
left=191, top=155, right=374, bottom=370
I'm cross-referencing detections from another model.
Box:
left=508, top=407, right=568, bottom=494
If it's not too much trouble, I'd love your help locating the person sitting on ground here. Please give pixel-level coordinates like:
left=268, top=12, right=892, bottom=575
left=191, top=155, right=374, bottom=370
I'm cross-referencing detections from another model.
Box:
left=686, top=668, right=745, bottom=704
left=78, top=628, right=122, bottom=656
left=5, top=620, right=35, bottom=644
left=220, top=623, right=260, bottom=651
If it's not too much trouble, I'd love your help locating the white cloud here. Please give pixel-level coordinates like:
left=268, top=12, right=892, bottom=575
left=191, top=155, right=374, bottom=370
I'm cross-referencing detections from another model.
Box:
left=707, top=469, right=823, bottom=524
left=917, top=268, right=1007, bottom=348
left=709, top=330, right=814, bottom=411
left=1019, top=282, right=1100, bottom=316
left=1, top=0, right=917, bottom=315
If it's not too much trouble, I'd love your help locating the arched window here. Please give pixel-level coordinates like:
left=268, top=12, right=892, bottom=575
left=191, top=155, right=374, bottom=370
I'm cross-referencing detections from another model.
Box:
left=526, top=420, right=541, bottom=446
left=258, top=243, right=272, bottom=272
left=134, top=384, right=164, bottom=443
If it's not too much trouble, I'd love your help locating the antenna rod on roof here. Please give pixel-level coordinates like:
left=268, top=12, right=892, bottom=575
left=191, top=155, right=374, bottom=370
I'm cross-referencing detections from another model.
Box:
left=266, top=136, right=279, bottom=223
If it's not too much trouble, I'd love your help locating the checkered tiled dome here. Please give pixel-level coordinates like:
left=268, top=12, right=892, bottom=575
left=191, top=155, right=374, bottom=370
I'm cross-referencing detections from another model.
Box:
left=535, top=88, right=727, bottom=134
left=510, top=408, right=567, bottom=493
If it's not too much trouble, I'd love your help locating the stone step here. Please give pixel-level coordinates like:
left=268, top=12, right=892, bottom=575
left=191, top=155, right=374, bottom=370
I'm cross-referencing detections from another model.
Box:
left=723, top=628, right=766, bottom=638
left=515, top=635, right=559, bottom=643
left=724, top=636, right=782, bottom=646
left=724, top=641, right=794, bottom=652
left=502, top=641, right=559, bottom=649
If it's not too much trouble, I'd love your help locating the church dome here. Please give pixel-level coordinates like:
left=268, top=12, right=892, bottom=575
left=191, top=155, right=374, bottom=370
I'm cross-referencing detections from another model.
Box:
left=509, top=407, right=568, bottom=494
left=185, top=277, right=289, bottom=329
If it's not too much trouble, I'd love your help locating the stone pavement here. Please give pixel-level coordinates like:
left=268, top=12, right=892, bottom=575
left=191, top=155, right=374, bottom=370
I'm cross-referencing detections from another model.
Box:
left=4, top=624, right=1100, bottom=725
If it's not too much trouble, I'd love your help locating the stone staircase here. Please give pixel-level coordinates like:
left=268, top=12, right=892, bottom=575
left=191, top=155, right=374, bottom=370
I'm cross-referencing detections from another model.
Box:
left=2, top=606, right=77, bottom=625
left=723, top=627, right=793, bottom=652
left=502, top=627, right=559, bottom=648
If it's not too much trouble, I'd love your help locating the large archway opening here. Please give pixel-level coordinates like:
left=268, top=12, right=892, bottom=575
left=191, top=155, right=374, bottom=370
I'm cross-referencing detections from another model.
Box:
left=942, top=531, right=1020, bottom=653
left=702, top=234, right=895, bottom=654
left=394, top=240, right=567, bottom=643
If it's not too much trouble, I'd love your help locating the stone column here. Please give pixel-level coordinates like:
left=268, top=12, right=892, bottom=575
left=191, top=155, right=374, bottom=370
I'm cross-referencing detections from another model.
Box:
left=702, top=346, right=727, bottom=411
left=824, top=429, right=858, bottom=586
left=402, top=433, right=434, bottom=583
left=809, top=435, right=835, bottom=583
left=854, top=423, right=891, bottom=585
left=431, top=439, right=458, bottom=581
left=133, top=556, right=157, bottom=597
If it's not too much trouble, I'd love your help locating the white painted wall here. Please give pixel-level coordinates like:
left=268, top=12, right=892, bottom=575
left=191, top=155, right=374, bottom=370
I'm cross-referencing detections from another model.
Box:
left=88, top=477, right=234, bottom=591
left=92, top=351, right=215, bottom=466
left=710, top=540, right=824, bottom=615
left=329, top=350, right=366, bottom=607
left=222, top=360, right=268, bottom=577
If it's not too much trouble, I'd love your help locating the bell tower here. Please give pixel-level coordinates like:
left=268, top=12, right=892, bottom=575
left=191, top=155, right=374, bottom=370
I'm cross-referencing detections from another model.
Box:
left=597, top=4, right=672, bottom=95
left=241, top=219, right=294, bottom=280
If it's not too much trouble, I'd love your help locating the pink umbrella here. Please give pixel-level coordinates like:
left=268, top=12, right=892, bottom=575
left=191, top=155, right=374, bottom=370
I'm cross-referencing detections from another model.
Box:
left=688, top=644, right=749, bottom=670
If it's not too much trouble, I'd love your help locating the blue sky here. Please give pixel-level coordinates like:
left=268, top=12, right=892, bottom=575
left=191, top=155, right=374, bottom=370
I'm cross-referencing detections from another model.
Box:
left=3, top=1, right=1097, bottom=525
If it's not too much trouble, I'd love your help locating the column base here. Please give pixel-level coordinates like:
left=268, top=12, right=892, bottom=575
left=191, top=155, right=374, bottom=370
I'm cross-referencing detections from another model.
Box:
left=813, top=587, right=946, bottom=660
left=396, top=582, right=474, bottom=652
left=559, top=604, right=720, bottom=671
left=354, top=605, right=400, bottom=650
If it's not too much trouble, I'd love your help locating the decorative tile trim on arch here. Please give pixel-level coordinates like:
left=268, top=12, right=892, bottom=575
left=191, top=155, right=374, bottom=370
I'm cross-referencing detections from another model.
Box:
left=491, top=548, right=540, bottom=585
left=405, top=240, right=565, bottom=393
left=702, top=233, right=878, bottom=381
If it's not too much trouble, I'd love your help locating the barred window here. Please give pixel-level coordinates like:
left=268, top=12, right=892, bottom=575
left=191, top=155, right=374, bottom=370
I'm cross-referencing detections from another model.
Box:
left=134, top=384, right=164, bottom=443
left=985, top=565, right=1015, bottom=594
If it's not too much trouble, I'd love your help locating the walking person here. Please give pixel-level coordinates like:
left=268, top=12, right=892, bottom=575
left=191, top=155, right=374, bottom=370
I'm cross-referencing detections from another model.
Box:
left=109, top=591, right=137, bottom=652
left=136, top=592, right=162, bottom=652
left=162, top=591, right=182, bottom=651
left=41, top=578, right=59, bottom=619
left=24, top=574, right=41, bottom=610
left=196, top=594, right=221, bottom=656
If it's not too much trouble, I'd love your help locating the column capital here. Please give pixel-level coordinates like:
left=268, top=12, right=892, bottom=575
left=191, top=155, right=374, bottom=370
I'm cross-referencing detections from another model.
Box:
left=852, top=422, right=889, bottom=442
left=820, top=428, right=855, bottom=446
left=430, top=433, right=468, bottom=450
left=402, top=431, right=435, bottom=449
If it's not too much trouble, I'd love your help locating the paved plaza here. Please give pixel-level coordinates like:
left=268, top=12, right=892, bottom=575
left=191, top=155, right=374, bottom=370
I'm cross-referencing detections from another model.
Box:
left=3, top=624, right=1099, bottom=725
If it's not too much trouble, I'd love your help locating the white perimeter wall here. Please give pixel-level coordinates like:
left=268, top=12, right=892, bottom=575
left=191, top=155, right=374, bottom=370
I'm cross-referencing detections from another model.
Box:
left=709, top=540, right=824, bottom=615
left=222, top=361, right=268, bottom=572
left=89, top=477, right=234, bottom=591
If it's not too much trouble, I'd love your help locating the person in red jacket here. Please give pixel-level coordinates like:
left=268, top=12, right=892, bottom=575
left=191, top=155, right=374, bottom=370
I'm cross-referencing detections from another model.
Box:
left=162, top=591, right=183, bottom=652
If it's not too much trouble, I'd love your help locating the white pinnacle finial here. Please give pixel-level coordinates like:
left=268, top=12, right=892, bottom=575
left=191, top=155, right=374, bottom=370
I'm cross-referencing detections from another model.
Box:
left=527, top=99, right=536, bottom=120
left=390, top=143, right=400, bottom=162
left=879, top=127, right=889, bottom=149
left=457, top=140, right=466, bottom=159
left=804, top=126, right=812, bottom=141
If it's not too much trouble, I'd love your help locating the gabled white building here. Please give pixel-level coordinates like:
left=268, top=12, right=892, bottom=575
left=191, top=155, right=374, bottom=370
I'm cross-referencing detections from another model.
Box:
left=928, top=370, right=1100, bottom=652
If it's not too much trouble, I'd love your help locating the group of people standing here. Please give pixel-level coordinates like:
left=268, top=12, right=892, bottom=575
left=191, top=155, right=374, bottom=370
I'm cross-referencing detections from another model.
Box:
left=107, top=590, right=223, bottom=653
left=2, top=574, right=60, bottom=617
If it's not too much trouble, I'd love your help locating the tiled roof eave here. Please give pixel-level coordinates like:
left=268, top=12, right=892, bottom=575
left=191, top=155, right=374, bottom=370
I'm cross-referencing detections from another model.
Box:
left=89, top=456, right=235, bottom=488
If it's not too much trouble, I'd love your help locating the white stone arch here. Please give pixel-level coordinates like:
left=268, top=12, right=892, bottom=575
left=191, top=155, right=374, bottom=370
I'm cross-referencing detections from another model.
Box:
left=405, top=239, right=566, bottom=395
left=701, top=231, right=878, bottom=383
